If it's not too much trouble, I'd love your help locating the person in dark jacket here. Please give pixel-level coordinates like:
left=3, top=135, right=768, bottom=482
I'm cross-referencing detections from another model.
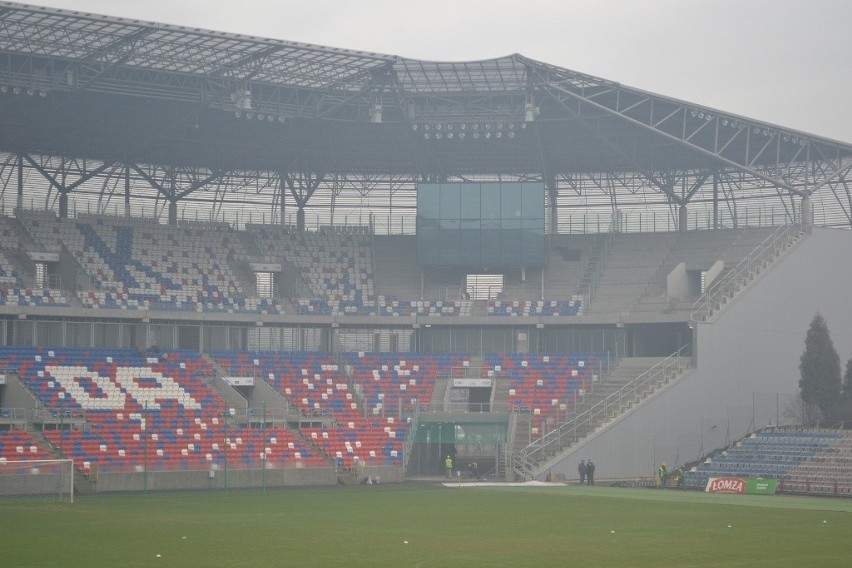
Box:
left=578, top=460, right=587, bottom=484
left=586, top=460, right=596, bottom=485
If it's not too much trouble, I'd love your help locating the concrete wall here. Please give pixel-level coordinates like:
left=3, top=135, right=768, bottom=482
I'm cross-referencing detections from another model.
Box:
left=666, top=262, right=688, bottom=300
left=704, top=259, right=724, bottom=288
left=548, top=228, right=852, bottom=481
left=87, top=464, right=403, bottom=493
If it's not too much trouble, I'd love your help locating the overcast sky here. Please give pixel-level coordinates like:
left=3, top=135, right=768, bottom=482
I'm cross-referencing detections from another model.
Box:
left=19, top=0, right=852, bottom=143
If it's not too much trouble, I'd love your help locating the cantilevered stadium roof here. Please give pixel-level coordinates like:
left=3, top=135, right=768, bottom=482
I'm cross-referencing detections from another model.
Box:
left=0, top=1, right=850, bottom=230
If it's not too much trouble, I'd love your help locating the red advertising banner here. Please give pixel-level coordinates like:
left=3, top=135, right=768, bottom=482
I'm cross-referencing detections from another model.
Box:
left=705, top=477, right=745, bottom=494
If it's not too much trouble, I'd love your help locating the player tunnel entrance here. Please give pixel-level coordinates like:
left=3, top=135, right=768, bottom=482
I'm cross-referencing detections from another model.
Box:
left=407, top=419, right=508, bottom=479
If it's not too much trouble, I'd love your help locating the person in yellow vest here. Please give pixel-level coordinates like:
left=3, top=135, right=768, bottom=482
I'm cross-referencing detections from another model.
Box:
left=658, top=462, right=668, bottom=488
left=445, top=455, right=453, bottom=479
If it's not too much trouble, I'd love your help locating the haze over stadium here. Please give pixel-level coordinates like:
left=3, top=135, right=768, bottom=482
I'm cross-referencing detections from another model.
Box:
left=0, top=0, right=852, bottom=521
left=23, top=0, right=852, bottom=143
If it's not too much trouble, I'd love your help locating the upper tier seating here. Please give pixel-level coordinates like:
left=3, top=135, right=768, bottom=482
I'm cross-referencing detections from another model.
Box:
left=251, top=226, right=376, bottom=316
left=484, top=352, right=599, bottom=438
left=487, top=297, right=582, bottom=317
left=17, top=212, right=280, bottom=314
left=0, top=219, right=70, bottom=307
left=376, top=296, right=472, bottom=317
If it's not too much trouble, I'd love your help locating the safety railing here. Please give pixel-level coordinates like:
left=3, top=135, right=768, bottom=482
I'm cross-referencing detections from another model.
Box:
left=512, top=345, right=691, bottom=479
left=691, top=223, right=803, bottom=322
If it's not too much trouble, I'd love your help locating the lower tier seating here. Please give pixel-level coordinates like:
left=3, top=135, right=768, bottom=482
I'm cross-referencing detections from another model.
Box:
left=0, top=430, right=53, bottom=463
left=685, top=428, right=852, bottom=494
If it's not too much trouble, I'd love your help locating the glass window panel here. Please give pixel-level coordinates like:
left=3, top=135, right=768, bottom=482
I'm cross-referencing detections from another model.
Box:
left=438, top=229, right=461, bottom=265
left=67, top=322, right=92, bottom=347
left=459, top=184, right=481, bottom=219
left=458, top=229, right=481, bottom=265
left=36, top=321, right=62, bottom=346
left=149, top=324, right=175, bottom=350
left=501, top=183, right=523, bottom=220
left=439, top=184, right=460, bottom=219
left=203, top=326, right=229, bottom=352
left=522, top=227, right=545, bottom=264
left=417, top=184, right=440, bottom=220
left=12, top=321, right=34, bottom=346
left=521, top=183, right=545, bottom=219
left=480, top=184, right=501, bottom=221
left=500, top=230, right=522, bottom=265
left=94, top=323, right=120, bottom=348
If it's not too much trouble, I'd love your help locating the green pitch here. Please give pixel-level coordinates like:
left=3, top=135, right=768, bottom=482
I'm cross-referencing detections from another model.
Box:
left=3, top=484, right=852, bottom=567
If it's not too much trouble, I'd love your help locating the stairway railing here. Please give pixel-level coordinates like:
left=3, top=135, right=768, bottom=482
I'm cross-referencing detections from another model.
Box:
left=511, top=345, right=691, bottom=479
left=691, top=224, right=803, bottom=322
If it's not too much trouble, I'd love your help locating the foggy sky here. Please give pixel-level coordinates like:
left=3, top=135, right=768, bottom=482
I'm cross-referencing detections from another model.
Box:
left=16, top=0, right=852, bottom=143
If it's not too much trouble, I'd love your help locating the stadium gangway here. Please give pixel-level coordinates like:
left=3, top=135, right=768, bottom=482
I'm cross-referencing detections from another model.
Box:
left=690, top=223, right=804, bottom=323
left=511, top=345, right=691, bottom=481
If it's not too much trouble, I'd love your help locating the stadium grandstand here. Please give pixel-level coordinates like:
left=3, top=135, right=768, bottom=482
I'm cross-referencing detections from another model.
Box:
left=1, top=1, right=852, bottom=497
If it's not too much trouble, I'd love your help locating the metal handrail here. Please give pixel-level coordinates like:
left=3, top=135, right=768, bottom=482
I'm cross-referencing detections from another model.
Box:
left=512, top=345, right=691, bottom=479
left=691, top=224, right=802, bottom=322
left=0, top=407, right=31, bottom=420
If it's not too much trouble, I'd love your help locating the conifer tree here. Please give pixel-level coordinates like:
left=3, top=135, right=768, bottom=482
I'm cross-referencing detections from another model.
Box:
left=798, top=313, right=841, bottom=420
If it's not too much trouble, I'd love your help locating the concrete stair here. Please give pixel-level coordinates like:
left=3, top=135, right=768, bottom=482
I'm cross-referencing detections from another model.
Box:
left=511, top=354, right=691, bottom=479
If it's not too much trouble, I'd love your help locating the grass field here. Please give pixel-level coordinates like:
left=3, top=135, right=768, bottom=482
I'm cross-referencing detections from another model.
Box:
left=3, top=483, right=852, bottom=567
